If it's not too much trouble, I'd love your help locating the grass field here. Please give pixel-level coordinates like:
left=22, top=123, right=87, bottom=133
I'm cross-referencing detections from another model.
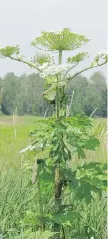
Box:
left=0, top=116, right=107, bottom=238
left=0, top=116, right=107, bottom=168
left=0, top=116, right=43, bottom=168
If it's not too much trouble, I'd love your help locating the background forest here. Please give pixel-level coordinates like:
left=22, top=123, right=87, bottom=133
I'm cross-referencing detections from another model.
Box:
left=0, top=71, right=107, bottom=117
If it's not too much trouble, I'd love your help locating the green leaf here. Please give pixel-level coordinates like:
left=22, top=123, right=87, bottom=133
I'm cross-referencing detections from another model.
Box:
left=77, top=148, right=86, bottom=159
left=75, top=182, right=93, bottom=204
left=45, top=75, right=57, bottom=86
left=51, top=211, right=81, bottom=224
left=43, top=86, right=56, bottom=101
left=64, top=140, right=76, bottom=154
left=84, top=137, right=100, bottom=150
left=40, top=230, right=58, bottom=238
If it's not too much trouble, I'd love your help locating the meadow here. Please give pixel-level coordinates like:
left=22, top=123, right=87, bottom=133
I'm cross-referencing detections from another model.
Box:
left=0, top=116, right=107, bottom=239
left=0, top=116, right=106, bottom=165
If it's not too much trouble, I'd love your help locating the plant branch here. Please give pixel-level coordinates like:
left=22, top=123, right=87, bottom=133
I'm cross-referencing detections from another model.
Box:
left=66, top=90, right=75, bottom=117
left=67, top=60, right=107, bottom=83
left=55, top=51, right=62, bottom=119
left=62, top=63, right=78, bottom=82
left=9, top=56, right=43, bottom=72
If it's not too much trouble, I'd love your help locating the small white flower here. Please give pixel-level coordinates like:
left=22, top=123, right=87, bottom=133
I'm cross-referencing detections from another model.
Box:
left=39, top=62, right=49, bottom=70
left=40, top=64, right=70, bottom=78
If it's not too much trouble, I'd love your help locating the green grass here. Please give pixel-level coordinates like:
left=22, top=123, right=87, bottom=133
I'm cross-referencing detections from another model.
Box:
left=0, top=116, right=42, bottom=168
left=0, top=116, right=106, bottom=167
left=0, top=116, right=107, bottom=238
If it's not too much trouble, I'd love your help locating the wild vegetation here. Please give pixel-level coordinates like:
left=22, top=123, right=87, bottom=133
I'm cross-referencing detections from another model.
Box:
left=0, top=28, right=107, bottom=239
left=0, top=116, right=107, bottom=239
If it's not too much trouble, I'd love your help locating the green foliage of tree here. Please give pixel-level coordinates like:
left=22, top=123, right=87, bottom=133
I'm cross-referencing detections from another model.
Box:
left=0, top=71, right=107, bottom=117
left=1, top=73, right=50, bottom=116
left=66, top=71, right=107, bottom=117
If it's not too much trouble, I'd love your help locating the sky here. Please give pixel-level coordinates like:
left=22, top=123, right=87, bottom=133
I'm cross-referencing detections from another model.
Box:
left=0, top=0, right=107, bottom=78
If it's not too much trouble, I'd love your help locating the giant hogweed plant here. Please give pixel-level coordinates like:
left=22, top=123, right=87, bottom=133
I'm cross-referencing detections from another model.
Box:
left=0, top=28, right=107, bottom=239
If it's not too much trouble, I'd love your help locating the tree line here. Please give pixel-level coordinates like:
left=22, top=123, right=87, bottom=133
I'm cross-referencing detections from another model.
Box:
left=0, top=71, right=107, bottom=117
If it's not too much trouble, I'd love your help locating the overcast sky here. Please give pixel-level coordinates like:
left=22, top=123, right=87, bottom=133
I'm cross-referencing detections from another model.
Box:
left=0, top=0, right=107, bottom=78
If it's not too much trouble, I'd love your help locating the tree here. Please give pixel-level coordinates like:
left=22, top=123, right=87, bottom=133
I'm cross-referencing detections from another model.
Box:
left=66, top=72, right=107, bottom=117
left=0, top=71, right=107, bottom=117
left=1, top=73, right=49, bottom=116
left=0, top=87, right=3, bottom=115
left=88, top=72, right=107, bottom=117
left=0, top=28, right=107, bottom=238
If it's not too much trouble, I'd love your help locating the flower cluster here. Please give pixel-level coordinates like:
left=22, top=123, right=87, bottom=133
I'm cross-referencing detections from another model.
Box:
left=91, top=51, right=108, bottom=67
left=0, top=45, right=19, bottom=57
left=67, top=52, right=89, bottom=63
left=40, top=64, right=70, bottom=78
left=31, top=28, right=90, bottom=51
left=30, top=52, right=54, bottom=65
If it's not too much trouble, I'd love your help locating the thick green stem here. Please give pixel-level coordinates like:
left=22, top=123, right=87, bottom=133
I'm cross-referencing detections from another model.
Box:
left=53, top=165, right=62, bottom=238
left=56, top=77, right=60, bottom=120
left=56, top=51, right=62, bottom=119
left=54, top=51, right=63, bottom=239
left=58, top=50, right=62, bottom=65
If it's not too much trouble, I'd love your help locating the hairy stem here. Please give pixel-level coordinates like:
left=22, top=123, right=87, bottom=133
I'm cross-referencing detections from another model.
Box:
left=56, top=76, right=60, bottom=120
left=53, top=165, right=62, bottom=238
left=9, top=56, right=42, bottom=72
left=54, top=51, right=63, bottom=239
left=56, top=51, right=62, bottom=119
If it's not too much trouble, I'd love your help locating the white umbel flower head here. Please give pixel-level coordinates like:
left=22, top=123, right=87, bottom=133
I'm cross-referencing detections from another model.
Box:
left=39, top=62, right=49, bottom=70
left=40, top=64, right=70, bottom=78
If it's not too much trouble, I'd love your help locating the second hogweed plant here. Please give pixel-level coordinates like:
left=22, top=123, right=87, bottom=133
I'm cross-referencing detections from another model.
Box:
left=0, top=28, right=107, bottom=239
